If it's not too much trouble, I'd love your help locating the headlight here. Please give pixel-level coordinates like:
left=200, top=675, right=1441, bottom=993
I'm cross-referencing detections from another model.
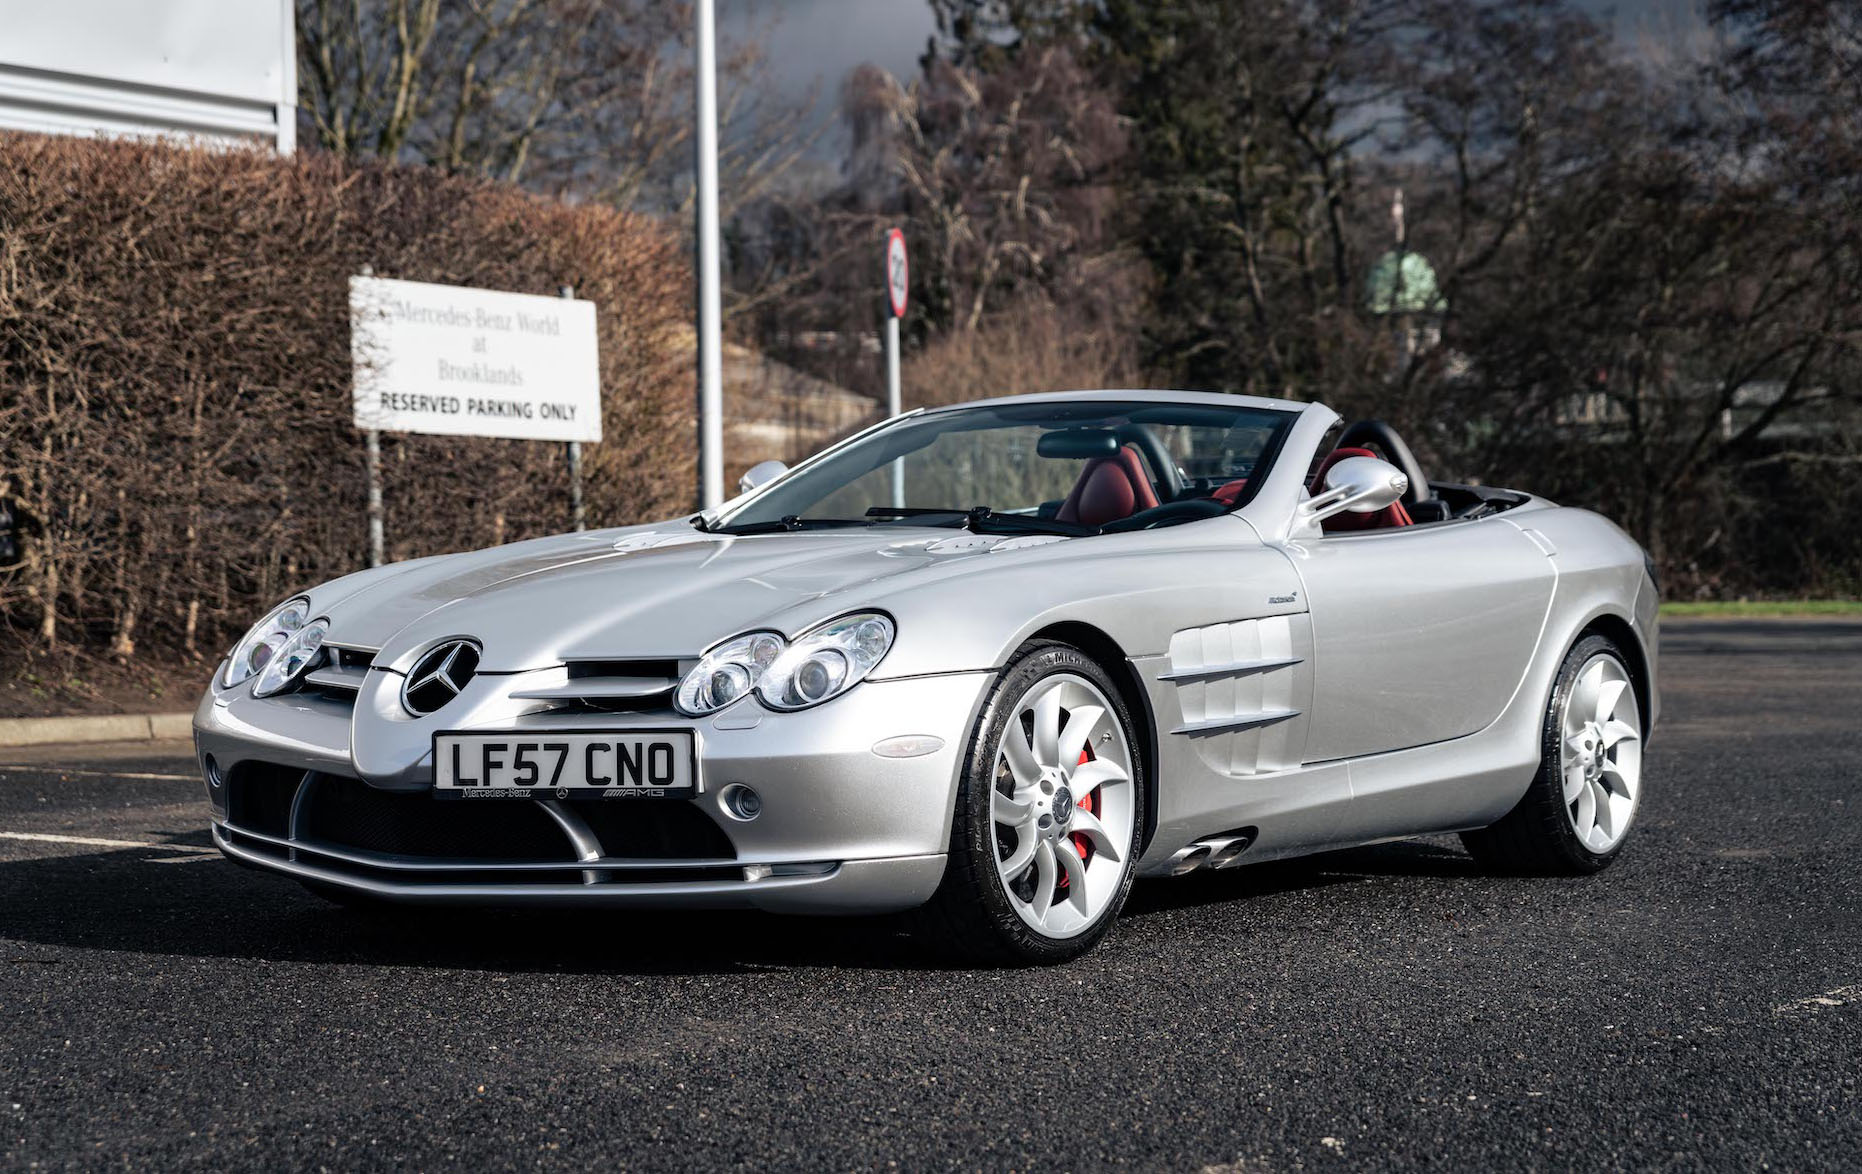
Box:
left=758, top=613, right=894, bottom=711
left=251, top=618, right=330, bottom=698
left=675, top=631, right=786, bottom=715
left=222, top=597, right=310, bottom=688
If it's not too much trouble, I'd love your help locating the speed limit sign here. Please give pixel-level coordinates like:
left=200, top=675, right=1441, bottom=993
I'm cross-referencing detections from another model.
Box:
left=885, top=228, right=909, bottom=320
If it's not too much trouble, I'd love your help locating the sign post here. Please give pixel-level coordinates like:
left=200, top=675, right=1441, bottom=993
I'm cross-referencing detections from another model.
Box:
left=884, top=228, right=909, bottom=510
left=694, top=0, right=725, bottom=511
left=560, top=284, right=586, bottom=532
left=359, top=265, right=386, bottom=567
left=365, top=427, right=385, bottom=567
left=349, top=275, right=603, bottom=561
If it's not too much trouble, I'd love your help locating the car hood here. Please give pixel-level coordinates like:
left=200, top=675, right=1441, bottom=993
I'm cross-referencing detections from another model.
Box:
left=316, top=524, right=1067, bottom=673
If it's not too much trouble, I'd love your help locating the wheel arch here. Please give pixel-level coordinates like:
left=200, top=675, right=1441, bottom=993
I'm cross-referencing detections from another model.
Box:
left=1023, top=620, right=1160, bottom=853
left=1572, top=611, right=1653, bottom=737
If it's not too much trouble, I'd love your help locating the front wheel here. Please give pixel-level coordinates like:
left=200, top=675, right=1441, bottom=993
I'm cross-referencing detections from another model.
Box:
left=914, top=642, right=1145, bottom=965
left=1462, top=634, right=1646, bottom=874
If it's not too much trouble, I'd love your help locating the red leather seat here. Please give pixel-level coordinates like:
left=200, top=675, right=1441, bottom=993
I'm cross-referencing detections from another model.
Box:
left=1309, top=447, right=1413, bottom=532
left=1057, top=445, right=1160, bottom=526
left=1212, top=478, right=1248, bottom=505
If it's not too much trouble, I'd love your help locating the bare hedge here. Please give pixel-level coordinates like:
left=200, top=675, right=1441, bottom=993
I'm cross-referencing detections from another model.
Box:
left=0, top=133, right=692, bottom=661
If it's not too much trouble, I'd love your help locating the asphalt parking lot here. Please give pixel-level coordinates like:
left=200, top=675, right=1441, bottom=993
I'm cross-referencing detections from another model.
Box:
left=1, top=619, right=1857, bottom=1171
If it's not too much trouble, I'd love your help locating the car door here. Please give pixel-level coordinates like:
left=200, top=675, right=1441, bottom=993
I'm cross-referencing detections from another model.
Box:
left=1284, top=517, right=1555, bottom=763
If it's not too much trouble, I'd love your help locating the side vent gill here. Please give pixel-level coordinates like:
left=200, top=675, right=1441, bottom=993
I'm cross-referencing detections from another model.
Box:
left=1165, top=616, right=1307, bottom=775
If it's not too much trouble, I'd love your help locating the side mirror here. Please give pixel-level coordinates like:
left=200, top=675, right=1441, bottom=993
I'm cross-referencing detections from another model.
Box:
left=1302, top=456, right=1408, bottom=526
left=738, top=460, right=788, bottom=495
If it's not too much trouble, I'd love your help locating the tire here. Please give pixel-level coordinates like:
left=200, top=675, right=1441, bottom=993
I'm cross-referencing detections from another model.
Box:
left=1461, top=634, right=1646, bottom=875
left=914, top=641, right=1147, bottom=965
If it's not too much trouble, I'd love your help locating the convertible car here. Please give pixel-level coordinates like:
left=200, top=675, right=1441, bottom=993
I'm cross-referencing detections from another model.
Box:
left=196, top=390, right=1658, bottom=963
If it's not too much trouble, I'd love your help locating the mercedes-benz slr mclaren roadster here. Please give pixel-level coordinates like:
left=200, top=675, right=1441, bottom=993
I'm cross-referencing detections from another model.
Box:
left=197, top=390, right=1658, bottom=963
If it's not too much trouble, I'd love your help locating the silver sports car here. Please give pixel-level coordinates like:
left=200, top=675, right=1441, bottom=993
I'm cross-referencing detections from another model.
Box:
left=196, top=390, right=1658, bottom=963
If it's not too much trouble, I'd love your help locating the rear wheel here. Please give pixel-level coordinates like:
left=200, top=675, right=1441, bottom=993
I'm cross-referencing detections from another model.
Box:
left=1462, top=634, right=1645, bottom=874
left=915, top=642, right=1145, bottom=964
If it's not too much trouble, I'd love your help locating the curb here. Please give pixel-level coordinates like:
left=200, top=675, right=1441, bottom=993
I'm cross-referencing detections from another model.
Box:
left=0, top=712, right=193, bottom=749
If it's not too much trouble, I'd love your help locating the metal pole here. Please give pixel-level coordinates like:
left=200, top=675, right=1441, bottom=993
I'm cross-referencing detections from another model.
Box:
left=356, top=262, right=386, bottom=568
left=886, top=314, right=903, bottom=509
left=694, top=0, right=725, bottom=510
left=365, top=428, right=385, bottom=568
left=567, top=442, right=585, bottom=531
left=560, top=284, right=587, bottom=531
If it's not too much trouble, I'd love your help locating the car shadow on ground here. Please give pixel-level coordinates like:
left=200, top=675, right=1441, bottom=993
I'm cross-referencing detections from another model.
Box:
left=0, top=837, right=1482, bottom=976
left=1123, top=837, right=1480, bottom=917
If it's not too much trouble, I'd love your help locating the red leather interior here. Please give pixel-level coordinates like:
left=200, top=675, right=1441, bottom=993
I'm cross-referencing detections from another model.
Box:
left=1212, top=478, right=1249, bottom=505
left=1308, top=447, right=1413, bottom=532
left=1057, top=445, right=1160, bottom=526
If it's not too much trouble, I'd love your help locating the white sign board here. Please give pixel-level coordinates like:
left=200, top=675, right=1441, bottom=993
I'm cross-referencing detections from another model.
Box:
left=0, top=0, right=296, bottom=149
left=349, top=276, right=602, bottom=443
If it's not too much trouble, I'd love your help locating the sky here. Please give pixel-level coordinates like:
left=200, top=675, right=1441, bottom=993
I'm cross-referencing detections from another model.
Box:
left=723, top=0, right=1710, bottom=104
left=722, top=0, right=934, bottom=108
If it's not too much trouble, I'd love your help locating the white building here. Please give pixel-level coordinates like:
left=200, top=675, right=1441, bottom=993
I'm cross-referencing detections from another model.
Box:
left=0, top=0, right=295, bottom=151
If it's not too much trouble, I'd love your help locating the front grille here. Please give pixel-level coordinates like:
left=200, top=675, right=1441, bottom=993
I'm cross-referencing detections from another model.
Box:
left=563, top=659, right=680, bottom=712
left=299, top=646, right=375, bottom=704
left=218, top=761, right=740, bottom=888
left=510, top=658, right=686, bottom=714
left=225, top=762, right=300, bottom=838
left=303, top=775, right=572, bottom=861
left=578, top=799, right=737, bottom=859
left=568, top=658, right=681, bottom=681
left=539, top=698, right=679, bottom=717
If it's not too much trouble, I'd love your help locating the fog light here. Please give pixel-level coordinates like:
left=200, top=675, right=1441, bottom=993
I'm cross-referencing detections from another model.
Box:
left=203, top=755, right=225, bottom=790
left=721, top=783, right=762, bottom=821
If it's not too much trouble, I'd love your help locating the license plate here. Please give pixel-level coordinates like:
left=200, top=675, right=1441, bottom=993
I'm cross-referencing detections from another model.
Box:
left=433, top=730, right=698, bottom=798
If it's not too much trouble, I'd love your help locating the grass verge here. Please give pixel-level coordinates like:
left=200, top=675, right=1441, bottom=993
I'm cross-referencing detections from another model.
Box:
left=1661, top=599, right=1862, bottom=618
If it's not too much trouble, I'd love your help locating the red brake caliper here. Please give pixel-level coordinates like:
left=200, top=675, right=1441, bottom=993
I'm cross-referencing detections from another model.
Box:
left=1059, top=747, right=1097, bottom=889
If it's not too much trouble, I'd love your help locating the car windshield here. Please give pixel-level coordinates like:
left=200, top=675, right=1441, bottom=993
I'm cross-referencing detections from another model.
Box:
left=714, top=398, right=1296, bottom=535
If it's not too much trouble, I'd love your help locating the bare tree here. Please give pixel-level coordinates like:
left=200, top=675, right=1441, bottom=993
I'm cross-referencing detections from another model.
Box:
left=890, top=45, right=1130, bottom=335
left=1392, top=0, right=1862, bottom=583
left=1096, top=0, right=1410, bottom=395
left=298, top=0, right=444, bottom=159
left=296, top=0, right=813, bottom=215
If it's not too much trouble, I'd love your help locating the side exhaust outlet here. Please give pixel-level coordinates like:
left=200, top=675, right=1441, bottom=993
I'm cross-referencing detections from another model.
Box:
left=1165, top=828, right=1258, bottom=875
left=1168, top=845, right=1212, bottom=876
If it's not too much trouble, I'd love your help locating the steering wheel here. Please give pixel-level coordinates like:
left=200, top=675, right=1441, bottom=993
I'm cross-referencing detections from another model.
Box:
left=1336, top=420, right=1430, bottom=508
left=1116, top=425, right=1185, bottom=502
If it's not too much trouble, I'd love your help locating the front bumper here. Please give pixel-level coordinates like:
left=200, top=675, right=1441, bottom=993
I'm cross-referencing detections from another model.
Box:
left=196, top=670, right=992, bottom=914
left=214, top=822, right=948, bottom=913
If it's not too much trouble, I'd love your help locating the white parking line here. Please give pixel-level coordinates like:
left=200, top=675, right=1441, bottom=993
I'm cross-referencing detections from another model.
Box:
left=0, top=831, right=219, bottom=855
left=1774, top=985, right=1862, bottom=1015
left=0, top=766, right=195, bottom=782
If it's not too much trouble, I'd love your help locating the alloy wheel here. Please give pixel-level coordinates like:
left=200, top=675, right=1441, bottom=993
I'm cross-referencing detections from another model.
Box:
left=1560, top=653, right=1643, bottom=854
left=990, top=673, right=1136, bottom=939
